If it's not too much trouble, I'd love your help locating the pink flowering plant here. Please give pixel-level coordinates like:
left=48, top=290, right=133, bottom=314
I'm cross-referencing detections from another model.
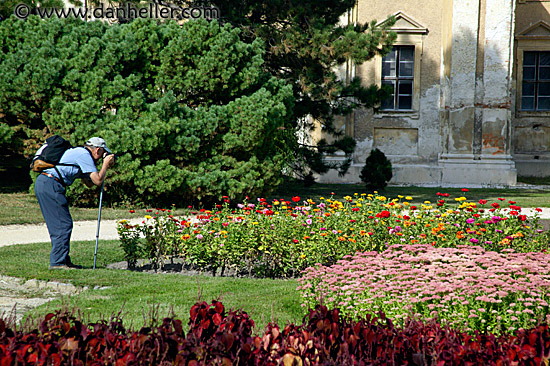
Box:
left=298, top=244, right=550, bottom=335
left=118, top=192, right=549, bottom=277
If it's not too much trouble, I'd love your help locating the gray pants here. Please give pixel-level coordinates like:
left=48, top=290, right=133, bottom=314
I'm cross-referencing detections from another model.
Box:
left=35, top=174, right=73, bottom=266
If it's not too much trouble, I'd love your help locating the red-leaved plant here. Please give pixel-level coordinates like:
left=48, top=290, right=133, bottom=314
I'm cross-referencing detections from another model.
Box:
left=1, top=301, right=550, bottom=365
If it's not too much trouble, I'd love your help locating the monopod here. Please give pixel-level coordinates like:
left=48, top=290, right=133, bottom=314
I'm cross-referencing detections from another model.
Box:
left=93, top=180, right=105, bottom=270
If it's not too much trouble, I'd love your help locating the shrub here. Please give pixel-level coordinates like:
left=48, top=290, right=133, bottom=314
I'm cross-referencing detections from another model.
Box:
left=0, top=16, right=295, bottom=206
left=2, top=301, right=550, bottom=365
left=360, top=148, right=393, bottom=190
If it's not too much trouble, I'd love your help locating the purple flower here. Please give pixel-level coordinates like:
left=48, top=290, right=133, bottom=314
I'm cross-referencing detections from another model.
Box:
left=196, top=234, right=203, bottom=240
left=467, top=218, right=475, bottom=224
left=470, top=238, right=479, bottom=244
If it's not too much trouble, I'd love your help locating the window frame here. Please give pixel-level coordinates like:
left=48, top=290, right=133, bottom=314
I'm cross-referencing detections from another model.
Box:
left=520, top=51, right=550, bottom=111
left=516, top=47, right=550, bottom=117
left=381, top=45, right=416, bottom=111
left=374, top=35, right=424, bottom=118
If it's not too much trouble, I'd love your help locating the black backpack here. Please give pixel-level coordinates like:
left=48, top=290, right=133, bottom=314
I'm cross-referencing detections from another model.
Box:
left=30, top=135, right=79, bottom=185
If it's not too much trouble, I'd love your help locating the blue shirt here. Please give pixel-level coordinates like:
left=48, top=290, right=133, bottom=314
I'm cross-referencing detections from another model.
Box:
left=44, top=147, right=97, bottom=186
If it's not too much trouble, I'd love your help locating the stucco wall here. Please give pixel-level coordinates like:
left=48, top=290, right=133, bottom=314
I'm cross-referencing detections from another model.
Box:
left=512, top=0, right=550, bottom=177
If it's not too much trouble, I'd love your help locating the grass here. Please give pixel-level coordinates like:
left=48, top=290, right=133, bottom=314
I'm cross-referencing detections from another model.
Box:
left=0, top=239, right=302, bottom=331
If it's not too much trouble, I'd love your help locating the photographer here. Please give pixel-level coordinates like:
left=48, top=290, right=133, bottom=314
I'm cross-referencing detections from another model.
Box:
left=35, top=137, right=115, bottom=270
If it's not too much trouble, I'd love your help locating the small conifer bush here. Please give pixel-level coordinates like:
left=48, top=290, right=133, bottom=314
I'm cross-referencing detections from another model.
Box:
left=360, top=148, right=392, bottom=190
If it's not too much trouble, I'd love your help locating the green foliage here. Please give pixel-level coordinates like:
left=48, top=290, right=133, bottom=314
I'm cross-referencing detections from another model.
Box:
left=360, top=148, right=393, bottom=191
left=0, top=17, right=294, bottom=205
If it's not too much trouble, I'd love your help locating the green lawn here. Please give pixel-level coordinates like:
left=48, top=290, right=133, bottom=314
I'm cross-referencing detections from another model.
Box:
left=0, top=239, right=302, bottom=331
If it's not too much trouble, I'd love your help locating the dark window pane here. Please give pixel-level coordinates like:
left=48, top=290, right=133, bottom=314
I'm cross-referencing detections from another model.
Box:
left=540, top=52, right=550, bottom=66
left=399, top=61, right=414, bottom=77
left=538, top=97, right=550, bottom=110
left=522, top=96, right=535, bottom=110
left=382, top=49, right=396, bottom=63
left=381, top=96, right=394, bottom=110
left=523, top=82, right=535, bottom=96
left=398, top=80, right=413, bottom=95
left=382, top=61, right=396, bottom=77
left=523, top=66, right=536, bottom=80
left=381, top=80, right=395, bottom=110
left=538, top=83, right=550, bottom=96
left=400, top=46, right=414, bottom=61
left=539, top=66, right=550, bottom=80
left=398, top=95, right=412, bottom=110
left=524, top=51, right=536, bottom=66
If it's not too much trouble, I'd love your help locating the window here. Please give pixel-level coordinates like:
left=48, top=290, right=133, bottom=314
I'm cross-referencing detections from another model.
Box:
left=521, top=51, right=550, bottom=111
left=381, top=46, right=415, bottom=110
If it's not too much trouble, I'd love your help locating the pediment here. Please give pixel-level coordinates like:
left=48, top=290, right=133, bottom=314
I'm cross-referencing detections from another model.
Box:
left=517, top=21, right=550, bottom=39
left=377, top=12, right=428, bottom=34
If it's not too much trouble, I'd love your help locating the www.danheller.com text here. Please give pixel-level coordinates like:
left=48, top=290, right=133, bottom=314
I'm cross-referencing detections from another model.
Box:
left=13, top=2, right=220, bottom=20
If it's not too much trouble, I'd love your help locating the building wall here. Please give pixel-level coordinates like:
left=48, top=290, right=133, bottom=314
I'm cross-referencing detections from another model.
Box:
left=318, top=0, right=518, bottom=187
left=512, top=1, right=550, bottom=176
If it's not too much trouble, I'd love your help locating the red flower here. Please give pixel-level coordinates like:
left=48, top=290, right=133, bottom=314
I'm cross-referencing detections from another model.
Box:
left=519, top=215, right=527, bottom=221
left=352, top=207, right=360, bottom=212
left=292, top=239, right=299, bottom=244
left=508, top=200, right=516, bottom=204
left=403, top=215, right=410, bottom=220
left=443, top=193, right=450, bottom=198
left=510, top=211, right=518, bottom=216
left=498, top=198, right=505, bottom=201
left=376, top=210, right=391, bottom=218
left=491, top=202, right=500, bottom=209
left=292, top=196, right=300, bottom=202
left=536, top=208, right=543, bottom=212
left=462, top=188, right=469, bottom=192
left=479, top=199, right=487, bottom=205
left=410, top=206, right=417, bottom=211
left=129, top=210, right=135, bottom=213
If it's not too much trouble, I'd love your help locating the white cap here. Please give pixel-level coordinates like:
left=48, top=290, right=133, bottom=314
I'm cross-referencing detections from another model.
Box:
left=85, top=137, right=111, bottom=153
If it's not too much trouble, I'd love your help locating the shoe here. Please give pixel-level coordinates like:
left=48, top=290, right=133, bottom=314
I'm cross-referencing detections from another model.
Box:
left=49, top=264, right=71, bottom=270
left=65, top=258, right=83, bottom=269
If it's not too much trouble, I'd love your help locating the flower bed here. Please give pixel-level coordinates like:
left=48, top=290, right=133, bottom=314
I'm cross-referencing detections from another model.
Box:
left=118, top=192, right=549, bottom=277
left=2, top=300, right=550, bottom=365
left=298, top=244, right=550, bottom=334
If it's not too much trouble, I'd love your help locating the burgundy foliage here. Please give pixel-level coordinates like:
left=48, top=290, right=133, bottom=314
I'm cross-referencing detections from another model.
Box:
left=1, top=301, right=550, bottom=365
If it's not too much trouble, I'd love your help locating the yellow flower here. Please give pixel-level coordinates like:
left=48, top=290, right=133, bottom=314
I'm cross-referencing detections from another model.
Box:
left=273, top=200, right=280, bottom=206
left=275, top=211, right=279, bottom=215
left=406, top=196, right=413, bottom=200
left=252, top=222, right=258, bottom=225
left=403, top=202, right=410, bottom=206
left=398, top=195, right=404, bottom=198
left=356, top=203, right=362, bottom=207
left=119, top=219, right=128, bottom=224
left=282, top=206, right=287, bottom=210
left=361, top=193, right=366, bottom=196
left=145, top=215, right=152, bottom=219
left=320, top=197, right=325, bottom=200
left=300, top=254, right=306, bottom=259
left=424, top=201, right=431, bottom=204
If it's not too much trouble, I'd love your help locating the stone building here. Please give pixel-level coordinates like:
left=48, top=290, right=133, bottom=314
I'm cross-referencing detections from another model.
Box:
left=318, top=0, right=550, bottom=187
